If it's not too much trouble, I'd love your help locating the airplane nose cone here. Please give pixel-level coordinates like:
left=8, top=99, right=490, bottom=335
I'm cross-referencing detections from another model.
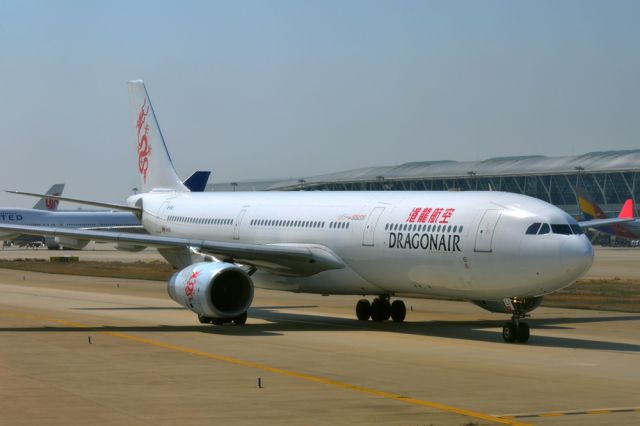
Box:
left=560, top=237, right=594, bottom=281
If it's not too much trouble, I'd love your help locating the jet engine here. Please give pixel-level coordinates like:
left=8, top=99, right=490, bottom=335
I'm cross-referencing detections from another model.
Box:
left=54, top=237, right=89, bottom=250
left=168, top=262, right=254, bottom=319
left=471, top=297, right=543, bottom=314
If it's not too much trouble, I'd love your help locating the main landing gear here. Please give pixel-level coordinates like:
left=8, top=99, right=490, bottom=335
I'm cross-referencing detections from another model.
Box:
left=198, top=311, right=247, bottom=326
left=356, top=296, right=406, bottom=322
left=502, top=311, right=530, bottom=343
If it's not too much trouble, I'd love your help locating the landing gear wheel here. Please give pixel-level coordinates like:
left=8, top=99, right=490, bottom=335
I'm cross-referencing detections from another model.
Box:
left=517, top=322, right=530, bottom=343
left=390, top=300, right=406, bottom=322
left=198, top=314, right=212, bottom=324
left=211, top=318, right=226, bottom=326
left=502, top=322, right=517, bottom=343
left=371, top=297, right=391, bottom=322
left=356, top=299, right=371, bottom=321
left=233, top=311, right=248, bottom=325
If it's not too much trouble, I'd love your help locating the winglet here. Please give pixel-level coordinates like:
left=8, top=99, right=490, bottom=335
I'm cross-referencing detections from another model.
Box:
left=619, top=199, right=635, bottom=219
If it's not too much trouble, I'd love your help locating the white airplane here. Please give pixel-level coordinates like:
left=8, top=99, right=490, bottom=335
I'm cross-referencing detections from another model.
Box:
left=1, top=81, right=603, bottom=343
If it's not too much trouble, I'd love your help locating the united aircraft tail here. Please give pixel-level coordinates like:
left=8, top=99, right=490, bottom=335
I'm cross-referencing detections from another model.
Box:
left=32, top=183, right=65, bottom=210
left=127, top=80, right=189, bottom=193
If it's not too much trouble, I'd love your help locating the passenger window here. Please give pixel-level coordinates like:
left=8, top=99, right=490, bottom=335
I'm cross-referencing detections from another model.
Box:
left=538, top=223, right=550, bottom=234
left=570, top=224, right=583, bottom=235
left=452, top=225, right=457, bottom=232
left=459, top=226, right=463, bottom=232
left=526, top=223, right=541, bottom=235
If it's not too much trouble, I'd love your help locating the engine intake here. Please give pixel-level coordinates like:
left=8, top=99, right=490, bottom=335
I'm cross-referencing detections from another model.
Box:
left=168, top=262, right=253, bottom=319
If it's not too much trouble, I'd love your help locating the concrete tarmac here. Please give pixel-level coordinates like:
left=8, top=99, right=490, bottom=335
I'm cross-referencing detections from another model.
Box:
left=0, top=247, right=639, bottom=425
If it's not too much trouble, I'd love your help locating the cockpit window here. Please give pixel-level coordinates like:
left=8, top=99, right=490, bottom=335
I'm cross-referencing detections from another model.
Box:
left=538, top=223, right=550, bottom=234
left=526, top=223, right=541, bottom=235
left=570, top=224, right=583, bottom=235
left=551, top=224, right=572, bottom=235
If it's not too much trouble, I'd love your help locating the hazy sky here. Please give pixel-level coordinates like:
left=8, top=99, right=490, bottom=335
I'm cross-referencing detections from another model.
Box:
left=1, top=1, right=638, bottom=207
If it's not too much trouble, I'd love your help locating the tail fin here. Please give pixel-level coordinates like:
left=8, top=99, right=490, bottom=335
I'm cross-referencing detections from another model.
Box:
left=576, top=186, right=609, bottom=220
left=32, top=183, right=65, bottom=210
left=183, top=171, right=211, bottom=192
left=127, top=80, right=188, bottom=193
left=618, top=199, right=635, bottom=219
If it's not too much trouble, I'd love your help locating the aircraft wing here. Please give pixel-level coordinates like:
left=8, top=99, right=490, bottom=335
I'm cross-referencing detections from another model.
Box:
left=578, top=217, right=635, bottom=229
left=0, top=224, right=344, bottom=276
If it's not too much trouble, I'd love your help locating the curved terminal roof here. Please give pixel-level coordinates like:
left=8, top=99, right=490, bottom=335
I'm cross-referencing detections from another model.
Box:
left=210, top=150, right=640, bottom=191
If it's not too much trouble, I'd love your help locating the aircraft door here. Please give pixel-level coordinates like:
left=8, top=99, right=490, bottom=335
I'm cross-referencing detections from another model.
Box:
left=233, top=208, right=247, bottom=240
left=474, top=209, right=502, bottom=252
left=362, top=207, right=385, bottom=246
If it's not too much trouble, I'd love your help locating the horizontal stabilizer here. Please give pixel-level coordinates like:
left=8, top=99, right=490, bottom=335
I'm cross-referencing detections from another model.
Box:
left=5, top=190, right=141, bottom=214
left=183, top=171, right=211, bottom=192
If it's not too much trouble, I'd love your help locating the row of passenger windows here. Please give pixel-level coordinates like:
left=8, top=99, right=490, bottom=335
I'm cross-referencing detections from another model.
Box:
left=526, top=223, right=584, bottom=235
left=249, top=219, right=353, bottom=230
left=251, top=219, right=326, bottom=229
left=385, top=223, right=463, bottom=233
left=168, top=215, right=233, bottom=226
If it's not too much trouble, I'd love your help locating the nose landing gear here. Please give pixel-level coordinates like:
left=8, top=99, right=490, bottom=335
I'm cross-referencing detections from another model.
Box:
left=503, top=311, right=530, bottom=343
left=356, top=296, right=406, bottom=322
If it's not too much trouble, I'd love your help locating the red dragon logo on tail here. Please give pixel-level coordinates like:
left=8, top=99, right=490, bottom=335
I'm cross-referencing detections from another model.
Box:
left=136, top=98, right=152, bottom=183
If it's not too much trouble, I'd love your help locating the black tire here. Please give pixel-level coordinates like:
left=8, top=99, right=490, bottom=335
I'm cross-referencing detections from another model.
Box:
left=370, top=299, right=385, bottom=322
left=198, top=314, right=212, bottom=324
left=356, top=299, right=371, bottom=321
left=390, top=300, right=406, bottom=322
left=233, top=311, right=248, bottom=325
left=502, top=323, right=517, bottom=343
left=211, top=318, right=226, bottom=326
left=517, top=322, right=530, bottom=343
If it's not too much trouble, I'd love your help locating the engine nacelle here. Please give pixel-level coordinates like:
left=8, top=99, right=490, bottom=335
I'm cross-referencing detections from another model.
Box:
left=168, top=262, right=254, bottom=319
left=54, top=237, right=89, bottom=250
left=472, top=297, right=543, bottom=314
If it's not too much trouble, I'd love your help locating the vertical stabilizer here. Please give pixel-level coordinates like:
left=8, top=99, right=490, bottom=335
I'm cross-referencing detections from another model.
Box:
left=618, top=199, right=635, bottom=219
left=127, top=80, right=189, bottom=193
left=33, top=184, right=65, bottom=210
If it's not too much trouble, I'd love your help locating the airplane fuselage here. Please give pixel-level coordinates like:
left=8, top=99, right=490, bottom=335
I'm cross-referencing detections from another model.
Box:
left=0, top=209, right=140, bottom=243
left=137, top=190, right=594, bottom=301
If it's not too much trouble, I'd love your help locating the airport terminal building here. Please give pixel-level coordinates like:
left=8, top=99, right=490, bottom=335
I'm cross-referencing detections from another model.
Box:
left=210, top=150, right=640, bottom=217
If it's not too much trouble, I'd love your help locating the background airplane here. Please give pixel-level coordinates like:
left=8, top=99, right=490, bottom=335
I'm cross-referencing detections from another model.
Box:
left=2, top=172, right=210, bottom=250
left=577, top=187, right=639, bottom=240
left=2, top=183, right=64, bottom=247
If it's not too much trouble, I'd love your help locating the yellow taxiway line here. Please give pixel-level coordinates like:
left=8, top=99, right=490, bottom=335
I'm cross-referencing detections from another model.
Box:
left=2, top=311, right=531, bottom=426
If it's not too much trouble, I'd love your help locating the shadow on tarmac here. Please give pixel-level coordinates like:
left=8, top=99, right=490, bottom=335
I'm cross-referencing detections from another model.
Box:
left=2, top=306, right=639, bottom=352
